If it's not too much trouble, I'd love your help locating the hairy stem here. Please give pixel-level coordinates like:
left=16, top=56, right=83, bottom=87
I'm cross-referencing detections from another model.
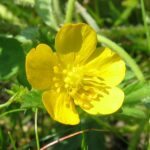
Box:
left=65, top=0, right=76, bottom=23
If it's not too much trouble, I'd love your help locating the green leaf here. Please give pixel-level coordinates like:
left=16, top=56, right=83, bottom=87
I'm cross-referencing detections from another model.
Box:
left=14, top=0, right=35, bottom=7
left=21, top=27, right=39, bottom=41
left=0, top=36, right=28, bottom=86
left=0, top=4, right=23, bottom=26
left=15, top=27, right=40, bottom=52
left=21, top=90, right=44, bottom=109
left=35, top=0, right=59, bottom=30
left=124, top=82, right=150, bottom=105
left=124, top=81, right=144, bottom=95
left=121, top=107, right=147, bottom=119
left=0, top=36, right=23, bottom=77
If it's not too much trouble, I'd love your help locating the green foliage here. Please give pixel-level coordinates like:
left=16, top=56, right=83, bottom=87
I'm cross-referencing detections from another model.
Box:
left=114, top=0, right=138, bottom=26
left=121, top=107, right=147, bottom=119
left=128, top=119, right=147, bottom=150
left=0, top=4, right=23, bottom=26
left=0, top=0, right=150, bottom=149
left=124, top=82, right=150, bottom=105
left=8, top=132, right=17, bottom=150
left=21, top=90, right=44, bottom=109
left=35, top=0, right=59, bottom=30
left=81, top=120, right=106, bottom=150
left=0, top=36, right=27, bottom=85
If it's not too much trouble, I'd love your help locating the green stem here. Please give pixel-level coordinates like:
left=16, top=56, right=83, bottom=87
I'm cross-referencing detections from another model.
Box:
left=75, top=2, right=100, bottom=32
left=97, top=34, right=145, bottom=82
left=65, top=0, right=76, bottom=23
left=0, top=94, right=17, bottom=110
left=141, top=0, right=150, bottom=52
left=35, top=108, right=40, bottom=150
left=8, top=132, right=17, bottom=150
left=0, top=108, right=26, bottom=118
left=100, top=25, right=150, bottom=39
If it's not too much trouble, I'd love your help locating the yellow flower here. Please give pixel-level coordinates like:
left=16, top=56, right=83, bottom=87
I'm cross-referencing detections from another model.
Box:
left=26, top=23, right=126, bottom=125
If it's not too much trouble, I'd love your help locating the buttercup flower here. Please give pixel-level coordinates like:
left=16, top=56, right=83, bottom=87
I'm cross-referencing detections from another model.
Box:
left=26, top=23, right=126, bottom=125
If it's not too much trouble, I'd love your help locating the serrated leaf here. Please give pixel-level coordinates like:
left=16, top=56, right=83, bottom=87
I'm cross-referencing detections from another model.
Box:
left=14, top=0, right=35, bottom=7
left=0, top=4, right=23, bottom=26
left=21, top=90, right=44, bottom=109
left=35, top=0, right=58, bottom=30
left=15, top=27, right=40, bottom=52
left=21, top=27, right=39, bottom=40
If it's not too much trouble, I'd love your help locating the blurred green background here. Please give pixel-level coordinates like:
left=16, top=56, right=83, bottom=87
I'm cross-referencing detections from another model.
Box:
left=0, top=0, right=150, bottom=149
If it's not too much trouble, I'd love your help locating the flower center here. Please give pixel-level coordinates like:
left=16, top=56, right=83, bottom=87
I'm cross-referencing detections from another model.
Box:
left=63, top=66, right=83, bottom=96
left=52, top=65, right=111, bottom=110
left=52, top=65, right=83, bottom=95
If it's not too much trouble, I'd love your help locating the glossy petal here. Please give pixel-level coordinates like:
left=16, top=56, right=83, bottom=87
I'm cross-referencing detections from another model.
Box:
left=55, top=23, right=97, bottom=65
left=26, top=44, right=56, bottom=90
left=85, top=47, right=126, bottom=86
left=81, top=87, right=124, bottom=115
left=42, top=90, right=80, bottom=125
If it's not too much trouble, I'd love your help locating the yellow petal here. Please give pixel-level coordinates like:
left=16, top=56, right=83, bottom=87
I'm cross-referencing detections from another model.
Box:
left=85, top=47, right=126, bottom=86
left=42, top=90, right=80, bottom=125
left=81, top=87, right=124, bottom=115
left=55, top=23, right=97, bottom=65
left=26, top=44, right=56, bottom=90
